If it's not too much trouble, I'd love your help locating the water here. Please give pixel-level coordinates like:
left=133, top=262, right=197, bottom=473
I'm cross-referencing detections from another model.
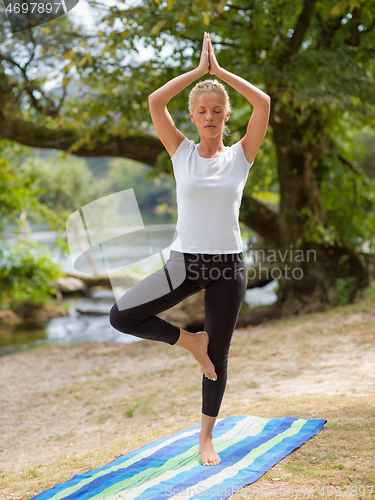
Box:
left=0, top=280, right=278, bottom=357
left=0, top=227, right=278, bottom=357
left=0, top=291, right=144, bottom=357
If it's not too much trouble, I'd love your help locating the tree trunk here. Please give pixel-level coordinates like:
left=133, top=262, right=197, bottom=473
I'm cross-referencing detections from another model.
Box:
left=269, top=103, right=369, bottom=315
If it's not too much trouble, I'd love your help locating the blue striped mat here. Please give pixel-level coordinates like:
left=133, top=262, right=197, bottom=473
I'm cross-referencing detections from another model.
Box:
left=32, top=415, right=326, bottom=500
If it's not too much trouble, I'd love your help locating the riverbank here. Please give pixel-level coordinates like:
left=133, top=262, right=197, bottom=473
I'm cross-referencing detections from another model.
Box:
left=0, top=301, right=69, bottom=330
left=1, top=285, right=375, bottom=499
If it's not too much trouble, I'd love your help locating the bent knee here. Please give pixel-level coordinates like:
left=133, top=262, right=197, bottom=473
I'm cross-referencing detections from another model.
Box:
left=109, top=303, right=121, bottom=330
left=109, top=303, right=142, bottom=332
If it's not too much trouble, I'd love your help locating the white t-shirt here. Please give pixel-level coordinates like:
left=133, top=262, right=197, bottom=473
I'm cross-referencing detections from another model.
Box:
left=170, top=136, right=254, bottom=254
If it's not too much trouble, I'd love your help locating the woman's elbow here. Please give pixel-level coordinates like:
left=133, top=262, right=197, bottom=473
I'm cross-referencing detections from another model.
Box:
left=148, top=92, right=164, bottom=107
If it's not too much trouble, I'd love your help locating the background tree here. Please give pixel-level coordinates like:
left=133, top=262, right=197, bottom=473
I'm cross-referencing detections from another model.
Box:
left=0, top=141, right=56, bottom=234
left=1, top=0, right=374, bottom=317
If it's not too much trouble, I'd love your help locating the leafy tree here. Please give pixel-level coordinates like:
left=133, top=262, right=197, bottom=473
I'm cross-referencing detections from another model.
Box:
left=16, top=150, right=111, bottom=222
left=1, top=0, right=375, bottom=316
left=106, top=156, right=177, bottom=217
left=0, top=139, right=112, bottom=245
left=0, top=141, right=56, bottom=233
left=0, top=145, right=67, bottom=313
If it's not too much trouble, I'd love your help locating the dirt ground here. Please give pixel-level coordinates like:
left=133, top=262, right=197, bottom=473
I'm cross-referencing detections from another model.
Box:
left=1, top=289, right=375, bottom=499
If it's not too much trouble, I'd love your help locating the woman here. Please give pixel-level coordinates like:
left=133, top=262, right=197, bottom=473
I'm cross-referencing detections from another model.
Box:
left=109, top=31, right=270, bottom=466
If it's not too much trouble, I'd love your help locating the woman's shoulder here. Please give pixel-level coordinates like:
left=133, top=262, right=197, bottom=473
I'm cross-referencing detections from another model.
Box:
left=171, top=136, right=195, bottom=161
left=227, top=139, right=243, bottom=151
left=228, top=139, right=254, bottom=167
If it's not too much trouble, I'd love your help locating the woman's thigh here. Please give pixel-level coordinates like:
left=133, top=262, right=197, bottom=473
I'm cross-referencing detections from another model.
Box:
left=203, top=256, right=248, bottom=355
left=114, top=250, right=201, bottom=318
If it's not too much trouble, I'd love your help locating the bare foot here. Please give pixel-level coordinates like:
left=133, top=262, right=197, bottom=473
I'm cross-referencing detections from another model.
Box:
left=193, top=331, right=217, bottom=381
left=198, top=436, right=221, bottom=466
left=176, top=330, right=217, bottom=381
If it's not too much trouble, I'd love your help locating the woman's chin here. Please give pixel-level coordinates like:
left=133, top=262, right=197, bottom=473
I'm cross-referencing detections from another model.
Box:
left=200, top=128, right=222, bottom=138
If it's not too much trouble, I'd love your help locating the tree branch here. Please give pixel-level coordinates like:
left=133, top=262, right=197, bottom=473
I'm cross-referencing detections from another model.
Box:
left=315, top=13, right=343, bottom=50
left=346, top=6, right=375, bottom=47
left=348, top=7, right=361, bottom=46
left=225, top=4, right=253, bottom=11
left=0, top=51, right=61, bottom=117
left=289, top=0, right=317, bottom=55
left=328, top=138, right=372, bottom=188
left=0, top=115, right=163, bottom=163
left=177, top=33, right=240, bottom=49
left=24, top=27, right=37, bottom=72
left=316, top=6, right=374, bottom=50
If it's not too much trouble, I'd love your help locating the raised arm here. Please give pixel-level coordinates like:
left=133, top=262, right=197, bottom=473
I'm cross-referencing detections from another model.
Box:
left=148, top=32, right=211, bottom=158
left=207, top=34, right=271, bottom=165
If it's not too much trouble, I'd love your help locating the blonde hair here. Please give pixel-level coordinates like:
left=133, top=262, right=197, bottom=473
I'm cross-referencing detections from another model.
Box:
left=188, top=79, right=231, bottom=138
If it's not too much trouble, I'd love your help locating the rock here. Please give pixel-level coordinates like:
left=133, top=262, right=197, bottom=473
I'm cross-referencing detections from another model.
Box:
left=58, top=271, right=145, bottom=291
left=0, top=309, right=22, bottom=327
left=107, top=272, right=146, bottom=288
left=33, top=303, right=69, bottom=322
left=76, top=307, right=110, bottom=316
left=0, top=301, right=68, bottom=331
left=13, top=301, right=69, bottom=324
left=54, top=277, right=87, bottom=294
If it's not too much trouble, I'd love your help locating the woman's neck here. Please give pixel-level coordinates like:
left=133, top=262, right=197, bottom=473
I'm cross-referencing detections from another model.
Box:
left=197, top=137, right=226, bottom=157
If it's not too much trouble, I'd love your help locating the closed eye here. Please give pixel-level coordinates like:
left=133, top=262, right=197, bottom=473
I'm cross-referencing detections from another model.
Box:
left=199, top=111, right=220, bottom=114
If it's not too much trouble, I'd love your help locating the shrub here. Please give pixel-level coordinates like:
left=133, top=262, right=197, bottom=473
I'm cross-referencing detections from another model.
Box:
left=331, top=277, right=357, bottom=307
left=0, top=241, right=64, bottom=316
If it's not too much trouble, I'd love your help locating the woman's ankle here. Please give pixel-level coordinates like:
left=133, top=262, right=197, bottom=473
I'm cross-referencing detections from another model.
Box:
left=175, top=328, right=192, bottom=349
left=199, top=430, right=213, bottom=442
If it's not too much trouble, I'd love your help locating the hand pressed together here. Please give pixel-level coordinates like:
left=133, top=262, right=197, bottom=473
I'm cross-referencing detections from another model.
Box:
left=198, top=32, right=221, bottom=76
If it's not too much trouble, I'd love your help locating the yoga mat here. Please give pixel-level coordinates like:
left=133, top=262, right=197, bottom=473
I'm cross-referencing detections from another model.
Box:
left=32, top=415, right=327, bottom=500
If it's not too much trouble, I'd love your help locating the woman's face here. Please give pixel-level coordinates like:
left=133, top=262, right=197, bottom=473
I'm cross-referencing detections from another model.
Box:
left=190, top=92, right=230, bottom=140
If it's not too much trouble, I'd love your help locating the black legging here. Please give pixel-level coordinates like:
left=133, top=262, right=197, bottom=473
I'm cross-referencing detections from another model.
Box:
left=109, top=250, right=247, bottom=417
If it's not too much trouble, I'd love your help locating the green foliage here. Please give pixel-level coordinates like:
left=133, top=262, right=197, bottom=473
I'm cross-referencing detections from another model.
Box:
left=0, top=142, right=48, bottom=234
left=0, top=241, right=64, bottom=314
left=353, top=129, right=375, bottom=180
left=15, top=151, right=111, bottom=225
left=0, top=140, right=117, bottom=262
left=105, top=156, right=177, bottom=215
left=320, top=130, right=375, bottom=251
left=243, top=130, right=279, bottom=209
left=0, top=143, right=55, bottom=232
left=331, top=277, right=357, bottom=307
left=296, top=206, right=343, bottom=248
